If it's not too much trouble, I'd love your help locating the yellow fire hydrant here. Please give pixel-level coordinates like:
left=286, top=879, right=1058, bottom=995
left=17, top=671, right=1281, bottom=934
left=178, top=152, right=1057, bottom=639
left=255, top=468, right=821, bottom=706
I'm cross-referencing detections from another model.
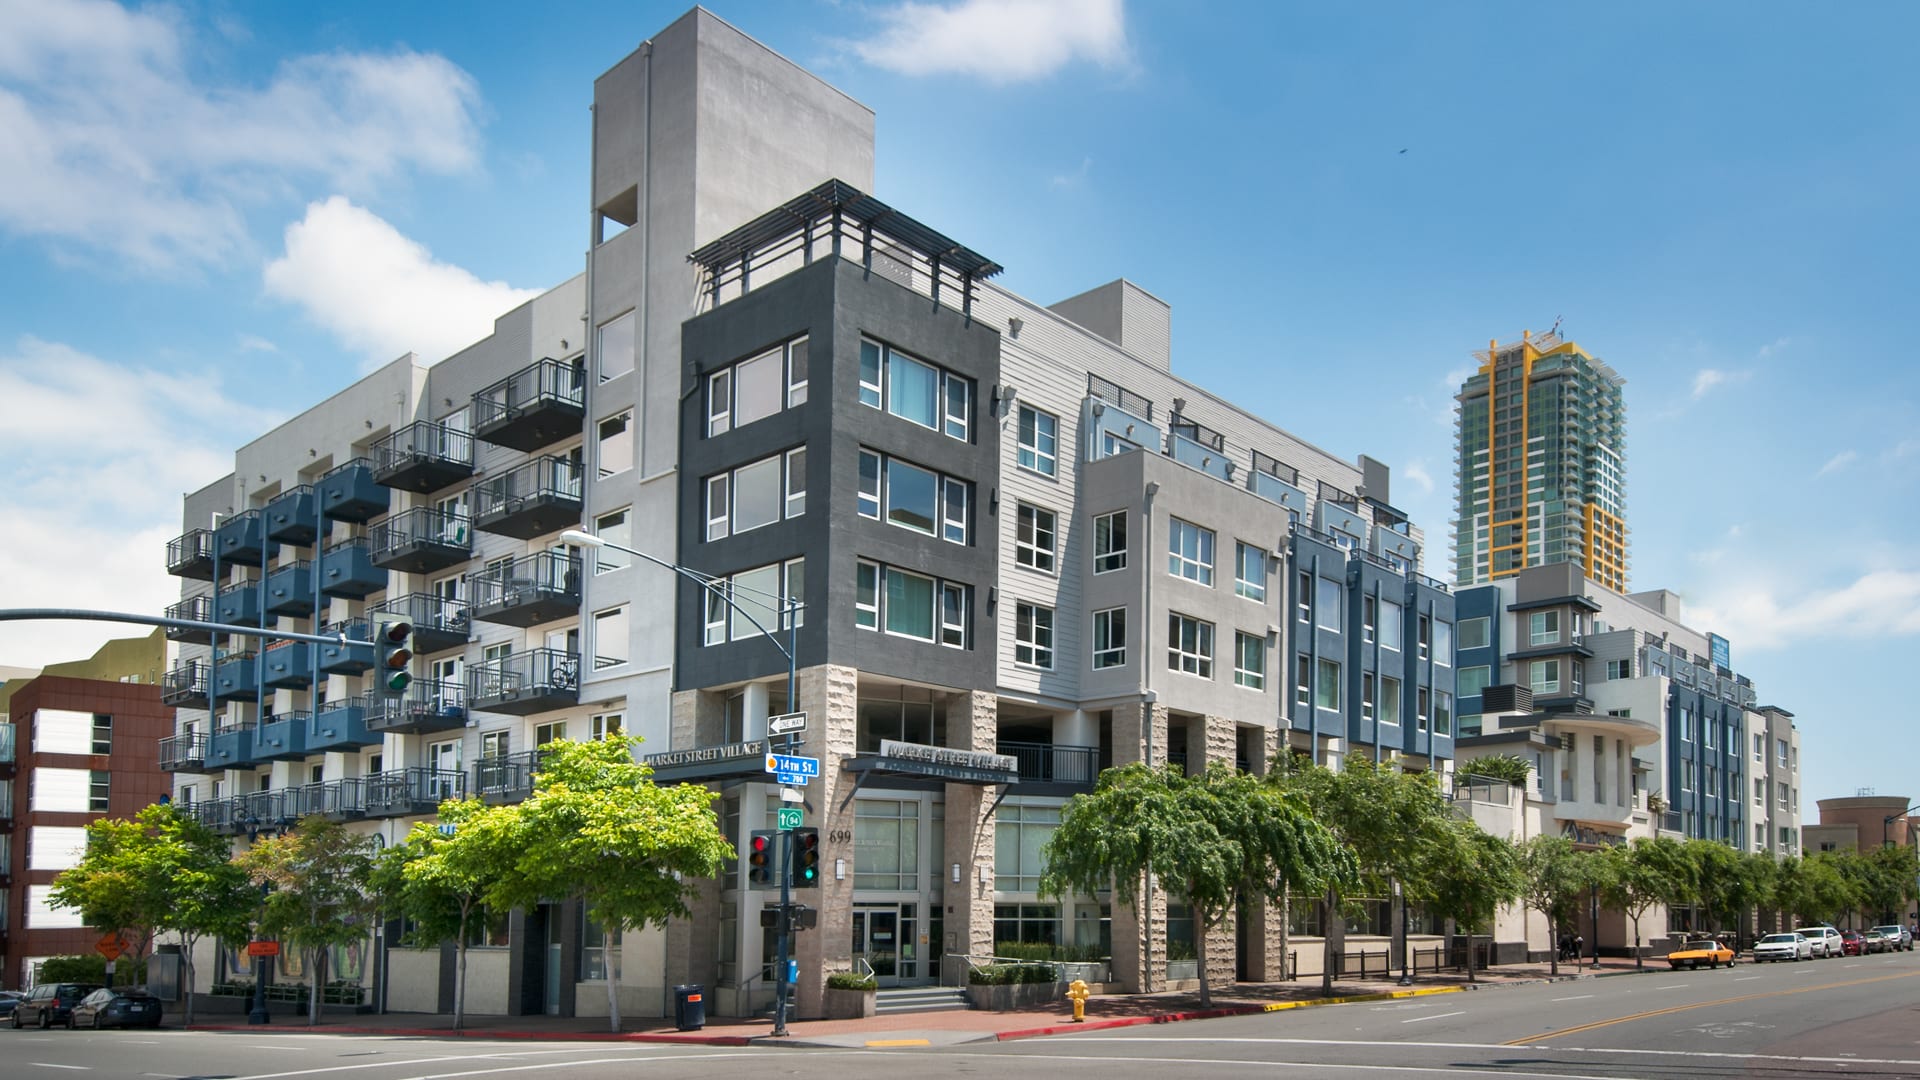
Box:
left=1067, top=978, right=1091, bottom=1022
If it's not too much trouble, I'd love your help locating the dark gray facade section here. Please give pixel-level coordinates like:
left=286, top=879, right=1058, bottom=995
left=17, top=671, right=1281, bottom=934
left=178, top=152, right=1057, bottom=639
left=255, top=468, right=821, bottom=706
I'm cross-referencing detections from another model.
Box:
left=677, top=257, right=1001, bottom=691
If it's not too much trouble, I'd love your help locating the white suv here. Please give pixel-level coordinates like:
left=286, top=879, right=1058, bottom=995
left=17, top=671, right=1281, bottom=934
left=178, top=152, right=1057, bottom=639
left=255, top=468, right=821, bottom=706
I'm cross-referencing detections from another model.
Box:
left=1794, top=926, right=1843, bottom=958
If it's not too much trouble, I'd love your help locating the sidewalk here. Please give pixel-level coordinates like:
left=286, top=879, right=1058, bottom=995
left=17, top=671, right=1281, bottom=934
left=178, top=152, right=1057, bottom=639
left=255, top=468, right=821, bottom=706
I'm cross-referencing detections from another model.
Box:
left=187, top=957, right=1659, bottom=1048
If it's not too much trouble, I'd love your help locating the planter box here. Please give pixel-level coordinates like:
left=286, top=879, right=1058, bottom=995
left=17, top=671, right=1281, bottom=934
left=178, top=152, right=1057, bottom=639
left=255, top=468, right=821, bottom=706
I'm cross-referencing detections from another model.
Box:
left=1166, top=959, right=1198, bottom=981
left=1056, top=960, right=1111, bottom=984
left=967, top=980, right=1062, bottom=1012
left=823, top=987, right=876, bottom=1020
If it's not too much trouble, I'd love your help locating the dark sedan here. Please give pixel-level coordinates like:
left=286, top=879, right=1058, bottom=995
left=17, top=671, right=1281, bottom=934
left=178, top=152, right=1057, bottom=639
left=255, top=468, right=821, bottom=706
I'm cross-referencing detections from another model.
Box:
left=0, top=991, right=21, bottom=1019
left=67, top=987, right=162, bottom=1030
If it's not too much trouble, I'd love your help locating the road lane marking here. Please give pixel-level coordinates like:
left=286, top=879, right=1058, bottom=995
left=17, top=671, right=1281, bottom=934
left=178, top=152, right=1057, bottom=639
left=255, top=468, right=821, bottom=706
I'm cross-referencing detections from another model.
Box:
left=1550, top=994, right=1593, bottom=1001
left=865, top=1039, right=930, bottom=1047
left=1400, top=1010, right=1465, bottom=1024
left=1653, top=983, right=1690, bottom=990
left=31, top=1066, right=90, bottom=1072
left=1503, top=968, right=1920, bottom=1044
left=228, top=1050, right=766, bottom=1080
left=1733, top=976, right=1760, bottom=982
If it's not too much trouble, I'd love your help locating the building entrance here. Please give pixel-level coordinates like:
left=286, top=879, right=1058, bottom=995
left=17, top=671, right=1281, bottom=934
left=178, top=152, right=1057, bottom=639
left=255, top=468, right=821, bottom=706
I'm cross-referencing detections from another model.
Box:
left=852, top=903, right=925, bottom=987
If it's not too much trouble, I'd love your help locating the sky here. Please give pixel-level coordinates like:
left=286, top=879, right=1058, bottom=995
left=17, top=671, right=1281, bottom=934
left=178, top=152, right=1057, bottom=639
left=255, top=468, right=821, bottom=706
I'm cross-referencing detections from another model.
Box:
left=2, top=0, right=1916, bottom=819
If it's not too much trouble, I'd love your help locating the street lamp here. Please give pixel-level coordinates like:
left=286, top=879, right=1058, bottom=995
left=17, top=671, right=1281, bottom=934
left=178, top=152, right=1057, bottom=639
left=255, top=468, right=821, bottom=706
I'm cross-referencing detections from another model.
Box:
left=559, top=529, right=803, bottom=1036
left=1883, top=804, right=1920, bottom=849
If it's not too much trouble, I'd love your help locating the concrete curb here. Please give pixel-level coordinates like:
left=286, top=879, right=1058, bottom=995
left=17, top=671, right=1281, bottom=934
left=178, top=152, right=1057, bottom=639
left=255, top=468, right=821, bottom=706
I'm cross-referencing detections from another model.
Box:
left=995, top=984, right=1466, bottom=1042
left=187, top=1023, right=752, bottom=1046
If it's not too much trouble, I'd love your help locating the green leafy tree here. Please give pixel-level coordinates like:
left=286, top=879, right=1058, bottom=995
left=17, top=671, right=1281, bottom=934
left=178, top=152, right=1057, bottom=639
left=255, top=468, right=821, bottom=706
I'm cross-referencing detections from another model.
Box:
left=1420, top=819, right=1523, bottom=982
left=482, top=736, right=733, bottom=1031
left=1857, top=845, right=1920, bottom=924
left=1684, top=839, right=1771, bottom=937
left=1602, top=837, right=1689, bottom=969
left=371, top=799, right=519, bottom=1031
left=1520, top=835, right=1598, bottom=976
left=1042, top=762, right=1352, bottom=1006
left=49, top=815, right=166, bottom=979
left=238, top=816, right=378, bottom=1025
left=1774, top=853, right=1857, bottom=926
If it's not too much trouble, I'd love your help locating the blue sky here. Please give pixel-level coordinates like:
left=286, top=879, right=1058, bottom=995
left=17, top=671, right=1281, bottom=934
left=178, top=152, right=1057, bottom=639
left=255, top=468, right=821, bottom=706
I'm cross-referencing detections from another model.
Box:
left=3, top=0, right=1916, bottom=817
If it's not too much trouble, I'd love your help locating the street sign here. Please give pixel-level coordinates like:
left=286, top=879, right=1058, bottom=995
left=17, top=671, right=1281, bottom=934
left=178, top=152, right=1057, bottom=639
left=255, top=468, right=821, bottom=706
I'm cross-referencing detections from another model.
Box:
left=779, top=786, right=804, bottom=803
left=775, top=770, right=809, bottom=786
left=764, top=753, right=819, bottom=777
left=246, top=940, right=281, bottom=958
left=767, top=711, right=807, bottom=736
left=777, top=807, right=803, bottom=830
left=95, top=933, right=122, bottom=961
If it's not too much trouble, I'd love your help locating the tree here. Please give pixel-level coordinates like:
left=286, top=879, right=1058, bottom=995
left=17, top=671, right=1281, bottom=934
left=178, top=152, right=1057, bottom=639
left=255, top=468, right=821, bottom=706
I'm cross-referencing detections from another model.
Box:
left=1421, top=819, right=1523, bottom=982
left=1520, top=835, right=1598, bottom=976
left=1856, top=845, right=1920, bottom=925
left=1684, top=839, right=1771, bottom=940
left=1601, top=837, right=1688, bottom=969
left=50, top=804, right=254, bottom=1025
left=1774, top=853, right=1856, bottom=926
left=238, top=816, right=378, bottom=1025
left=371, top=799, right=519, bottom=1031
left=1271, top=754, right=1458, bottom=993
left=1041, top=762, right=1352, bottom=1007
left=483, top=736, right=734, bottom=1031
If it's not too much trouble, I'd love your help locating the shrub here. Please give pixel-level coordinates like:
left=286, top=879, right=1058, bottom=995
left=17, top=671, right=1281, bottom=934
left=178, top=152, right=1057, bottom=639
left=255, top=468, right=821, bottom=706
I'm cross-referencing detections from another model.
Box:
left=993, top=941, right=1055, bottom=963
left=826, top=971, right=877, bottom=991
left=969, top=963, right=1055, bottom=985
left=1461, top=754, right=1532, bottom=787
left=39, top=955, right=146, bottom=985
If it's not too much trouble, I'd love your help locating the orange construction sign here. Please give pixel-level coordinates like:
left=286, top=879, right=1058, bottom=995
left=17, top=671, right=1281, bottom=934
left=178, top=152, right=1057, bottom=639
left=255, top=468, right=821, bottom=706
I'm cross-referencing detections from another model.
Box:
left=95, top=933, right=123, bottom=961
left=246, top=940, right=281, bottom=958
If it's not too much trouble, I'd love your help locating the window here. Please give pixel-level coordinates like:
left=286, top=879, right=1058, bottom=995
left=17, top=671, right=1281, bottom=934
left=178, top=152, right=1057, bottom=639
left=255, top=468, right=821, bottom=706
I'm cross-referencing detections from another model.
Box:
left=1235, top=542, right=1266, bottom=601
left=1680, top=708, right=1693, bottom=742
left=1777, top=738, right=1789, bottom=767
left=1234, top=632, right=1265, bottom=689
left=597, top=410, right=633, bottom=478
left=1380, top=676, right=1401, bottom=726
left=1431, top=620, right=1451, bottom=666
left=1362, top=595, right=1377, bottom=643
left=1606, top=658, right=1631, bottom=680
left=480, top=730, right=510, bottom=760
left=1168, top=518, right=1214, bottom=584
left=90, top=714, right=112, bottom=755
left=708, top=336, right=808, bottom=436
left=1168, top=613, right=1214, bottom=678
left=1092, top=608, right=1126, bottom=669
left=705, top=560, right=804, bottom=645
left=1295, top=654, right=1311, bottom=708
left=590, top=712, right=623, bottom=741
left=1417, top=615, right=1431, bottom=660
left=940, top=582, right=968, bottom=648
left=1093, top=511, right=1127, bottom=573
left=784, top=448, right=806, bottom=518
left=1530, top=659, right=1561, bottom=695
left=535, top=721, right=566, bottom=745
left=705, top=451, right=805, bottom=540
left=1777, top=781, right=1789, bottom=810
left=1379, top=600, right=1402, bottom=650
left=856, top=560, right=969, bottom=647
left=1316, top=577, right=1342, bottom=631
left=1297, top=571, right=1312, bottom=623
left=1458, top=616, right=1489, bottom=650
left=582, top=920, right=620, bottom=982
left=1015, top=603, right=1055, bottom=668
left=591, top=606, right=628, bottom=670
left=1434, top=690, right=1452, bottom=735
left=1529, top=610, right=1560, bottom=646
left=31, top=767, right=91, bottom=812
left=858, top=450, right=971, bottom=545
left=1753, top=733, right=1763, bottom=762
left=593, top=508, right=630, bottom=573
left=1362, top=675, right=1374, bottom=721
left=1315, top=658, right=1340, bottom=711
left=859, top=339, right=972, bottom=440
left=1017, top=405, right=1058, bottom=476
left=597, top=310, right=634, bottom=382
left=1015, top=504, right=1058, bottom=572
left=995, top=804, right=1060, bottom=891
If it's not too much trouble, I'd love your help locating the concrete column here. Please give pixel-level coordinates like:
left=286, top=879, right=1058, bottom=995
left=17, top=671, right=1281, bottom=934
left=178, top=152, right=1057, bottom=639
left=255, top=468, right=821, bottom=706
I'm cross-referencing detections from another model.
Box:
left=1109, top=699, right=1168, bottom=992
left=1054, top=707, right=1096, bottom=748
left=943, top=691, right=998, bottom=982
left=743, top=680, right=771, bottom=741
left=790, top=663, right=858, bottom=1019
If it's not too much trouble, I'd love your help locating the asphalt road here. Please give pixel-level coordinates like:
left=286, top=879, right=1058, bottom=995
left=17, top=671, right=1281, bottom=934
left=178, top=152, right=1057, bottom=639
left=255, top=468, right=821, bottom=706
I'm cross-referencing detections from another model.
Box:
left=9, top=950, right=1920, bottom=1079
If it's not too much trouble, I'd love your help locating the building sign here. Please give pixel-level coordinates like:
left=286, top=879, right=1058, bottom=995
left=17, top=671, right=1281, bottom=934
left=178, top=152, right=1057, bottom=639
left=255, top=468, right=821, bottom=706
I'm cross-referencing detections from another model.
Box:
left=847, top=739, right=1019, bottom=785
left=1562, top=822, right=1626, bottom=848
left=645, top=740, right=770, bottom=784
left=1708, top=633, right=1731, bottom=671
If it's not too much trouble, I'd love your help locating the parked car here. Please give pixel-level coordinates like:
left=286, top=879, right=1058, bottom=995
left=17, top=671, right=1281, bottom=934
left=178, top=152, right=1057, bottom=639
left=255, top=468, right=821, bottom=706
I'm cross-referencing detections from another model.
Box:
left=1668, top=938, right=1737, bottom=969
left=10, top=983, right=103, bottom=1029
left=1753, top=932, right=1813, bottom=962
left=1872, top=925, right=1913, bottom=952
left=1864, top=929, right=1890, bottom=953
left=1841, top=930, right=1867, bottom=956
left=66, top=987, right=162, bottom=1030
left=1795, top=926, right=1844, bottom=958
left=0, top=991, right=23, bottom=1019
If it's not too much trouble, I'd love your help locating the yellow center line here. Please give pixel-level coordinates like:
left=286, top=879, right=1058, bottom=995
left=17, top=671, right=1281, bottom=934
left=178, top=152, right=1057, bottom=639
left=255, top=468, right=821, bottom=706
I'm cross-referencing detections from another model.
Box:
left=1504, top=969, right=1920, bottom=1045
left=865, top=1038, right=931, bottom=1047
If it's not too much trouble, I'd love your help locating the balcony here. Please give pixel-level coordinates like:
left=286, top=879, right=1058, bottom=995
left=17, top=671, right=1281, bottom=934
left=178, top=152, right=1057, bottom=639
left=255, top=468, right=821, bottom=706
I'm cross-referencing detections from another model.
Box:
left=364, top=767, right=466, bottom=819
left=311, top=458, right=387, bottom=524
left=207, top=724, right=257, bottom=770
left=210, top=652, right=259, bottom=704
left=474, top=749, right=542, bottom=804
left=471, top=456, right=582, bottom=540
left=318, top=539, right=388, bottom=600
left=260, top=642, right=314, bottom=689
left=215, top=584, right=260, bottom=627
left=373, top=420, right=476, bottom=492
left=161, top=661, right=209, bottom=707
left=214, top=509, right=276, bottom=566
left=471, top=358, right=585, bottom=452
left=164, top=594, right=215, bottom=644
left=369, top=593, right=470, bottom=655
left=255, top=710, right=313, bottom=761
left=997, top=742, right=1100, bottom=793
left=166, top=529, right=216, bottom=580
left=364, top=680, right=468, bottom=736
left=469, top=551, right=580, bottom=628
left=282, top=778, right=368, bottom=821
left=317, top=620, right=376, bottom=675
left=157, top=732, right=211, bottom=774
left=369, top=507, right=472, bottom=575
left=308, top=700, right=380, bottom=752
left=263, top=561, right=316, bottom=617
left=468, top=648, right=578, bottom=716
left=224, top=790, right=288, bottom=836
left=264, top=485, right=319, bottom=546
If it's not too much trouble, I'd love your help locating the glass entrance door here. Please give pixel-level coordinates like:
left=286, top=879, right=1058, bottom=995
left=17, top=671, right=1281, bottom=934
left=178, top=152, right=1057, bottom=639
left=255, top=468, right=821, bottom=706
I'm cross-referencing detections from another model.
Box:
left=852, top=906, right=902, bottom=987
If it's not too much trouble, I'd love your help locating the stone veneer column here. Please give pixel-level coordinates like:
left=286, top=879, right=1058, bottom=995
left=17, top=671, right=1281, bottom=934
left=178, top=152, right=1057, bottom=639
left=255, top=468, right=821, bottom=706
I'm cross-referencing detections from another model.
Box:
left=1239, top=724, right=1289, bottom=981
left=1199, top=715, right=1239, bottom=990
left=1109, top=699, right=1168, bottom=993
left=790, top=664, right=858, bottom=1019
left=663, top=688, right=728, bottom=996
left=942, top=690, right=998, bottom=981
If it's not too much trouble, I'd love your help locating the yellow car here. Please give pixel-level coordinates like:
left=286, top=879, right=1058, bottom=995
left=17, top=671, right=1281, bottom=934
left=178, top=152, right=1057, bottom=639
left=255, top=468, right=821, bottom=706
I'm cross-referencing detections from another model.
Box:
left=1667, top=939, right=1736, bottom=969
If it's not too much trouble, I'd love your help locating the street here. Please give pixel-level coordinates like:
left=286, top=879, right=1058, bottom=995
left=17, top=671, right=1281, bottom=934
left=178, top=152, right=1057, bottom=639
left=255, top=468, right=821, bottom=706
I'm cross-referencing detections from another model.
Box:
left=11, top=952, right=1920, bottom=1079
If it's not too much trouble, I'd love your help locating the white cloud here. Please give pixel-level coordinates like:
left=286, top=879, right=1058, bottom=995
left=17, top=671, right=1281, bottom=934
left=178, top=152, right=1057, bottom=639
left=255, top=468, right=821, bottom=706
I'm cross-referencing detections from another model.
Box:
left=849, top=0, right=1130, bottom=84
left=237, top=334, right=278, bottom=354
left=263, top=197, right=540, bottom=367
left=0, top=0, right=482, bottom=270
left=1401, top=461, right=1434, bottom=496
left=1690, top=367, right=1752, bottom=400
left=0, top=336, right=281, bottom=667
left=1816, top=450, right=1857, bottom=477
left=1050, top=156, right=1093, bottom=189
left=1687, top=566, right=1920, bottom=650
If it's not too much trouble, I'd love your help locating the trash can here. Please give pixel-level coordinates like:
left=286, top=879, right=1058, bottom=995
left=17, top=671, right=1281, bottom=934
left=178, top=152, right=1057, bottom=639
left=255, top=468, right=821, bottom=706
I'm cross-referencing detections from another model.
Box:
left=673, top=984, right=705, bottom=1031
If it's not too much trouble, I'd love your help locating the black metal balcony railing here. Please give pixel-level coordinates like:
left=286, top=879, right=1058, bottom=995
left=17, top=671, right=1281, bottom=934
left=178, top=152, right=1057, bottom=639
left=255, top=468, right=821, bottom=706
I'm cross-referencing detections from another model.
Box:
left=364, top=680, right=468, bottom=736
left=164, top=594, right=215, bottom=644
left=468, top=550, right=580, bottom=628
left=474, top=749, right=544, bottom=804
left=997, top=742, right=1099, bottom=789
left=471, top=358, right=585, bottom=452
left=369, top=507, right=472, bottom=575
left=467, top=648, right=579, bottom=716
left=166, top=529, right=216, bottom=580
left=369, top=592, right=470, bottom=655
left=282, top=778, right=368, bottom=820
left=157, top=732, right=210, bottom=773
left=161, top=661, right=209, bottom=707
left=471, top=456, right=582, bottom=540
left=372, top=420, right=477, bottom=492
left=365, top=767, right=466, bottom=818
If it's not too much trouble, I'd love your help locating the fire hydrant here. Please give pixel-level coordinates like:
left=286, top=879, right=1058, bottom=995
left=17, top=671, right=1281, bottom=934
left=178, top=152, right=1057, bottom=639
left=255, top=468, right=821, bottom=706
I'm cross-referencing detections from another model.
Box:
left=1067, top=978, right=1091, bottom=1022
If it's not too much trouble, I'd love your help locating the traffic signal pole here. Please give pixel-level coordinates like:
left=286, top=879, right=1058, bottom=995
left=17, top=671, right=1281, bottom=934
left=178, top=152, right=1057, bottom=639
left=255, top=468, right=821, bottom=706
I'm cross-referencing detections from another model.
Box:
left=773, top=827, right=792, bottom=1037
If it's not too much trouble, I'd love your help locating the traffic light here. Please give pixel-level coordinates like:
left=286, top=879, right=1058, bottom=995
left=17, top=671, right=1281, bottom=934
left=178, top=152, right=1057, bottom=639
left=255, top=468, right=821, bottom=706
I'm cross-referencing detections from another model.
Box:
left=790, top=827, right=821, bottom=888
left=747, top=829, right=778, bottom=889
left=373, top=615, right=414, bottom=699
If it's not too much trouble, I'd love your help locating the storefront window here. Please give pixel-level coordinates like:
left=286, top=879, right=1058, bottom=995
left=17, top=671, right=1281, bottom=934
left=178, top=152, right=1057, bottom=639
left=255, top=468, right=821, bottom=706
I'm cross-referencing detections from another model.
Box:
left=994, top=804, right=1059, bottom=891
left=854, top=799, right=920, bottom=890
left=581, top=920, right=620, bottom=981
left=857, top=693, right=947, bottom=752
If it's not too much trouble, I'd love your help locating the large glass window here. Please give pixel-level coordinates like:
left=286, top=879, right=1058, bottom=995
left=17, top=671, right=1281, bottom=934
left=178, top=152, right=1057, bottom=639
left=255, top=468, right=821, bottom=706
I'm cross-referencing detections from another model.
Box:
left=1234, top=542, right=1265, bottom=601
left=1234, top=632, right=1265, bottom=690
left=1316, top=658, right=1341, bottom=711
left=1377, top=601, right=1400, bottom=650
left=1092, top=608, right=1126, bottom=669
left=1529, top=610, right=1561, bottom=646
left=708, top=336, right=808, bottom=436
left=886, top=567, right=936, bottom=640
left=1016, top=504, right=1058, bottom=573
left=858, top=449, right=971, bottom=545
left=1380, top=676, right=1402, bottom=725
left=596, top=310, right=634, bottom=383
left=1015, top=603, right=1055, bottom=669
left=1530, top=658, right=1561, bottom=695
left=854, top=799, right=920, bottom=890
left=1168, top=613, right=1214, bottom=678
left=856, top=561, right=968, bottom=648
left=1434, top=690, right=1452, bottom=735
left=859, top=339, right=972, bottom=440
left=594, top=508, right=630, bottom=574
left=1457, top=665, right=1491, bottom=698
left=704, top=451, right=804, bottom=541
left=591, top=606, right=628, bottom=670
left=1432, top=620, right=1453, bottom=666
left=1457, top=616, right=1489, bottom=650
left=1168, top=518, right=1215, bottom=585
left=705, top=560, right=804, bottom=645
left=1017, top=405, right=1058, bottom=476
left=1316, top=577, right=1342, bottom=632
left=1093, top=510, right=1127, bottom=573
left=596, top=410, right=633, bottom=478
left=995, top=804, right=1060, bottom=891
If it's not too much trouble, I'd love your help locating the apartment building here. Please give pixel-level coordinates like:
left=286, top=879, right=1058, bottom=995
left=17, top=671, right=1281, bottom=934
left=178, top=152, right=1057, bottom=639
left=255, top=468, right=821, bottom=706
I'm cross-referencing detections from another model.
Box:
left=159, top=8, right=1459, bottom=1019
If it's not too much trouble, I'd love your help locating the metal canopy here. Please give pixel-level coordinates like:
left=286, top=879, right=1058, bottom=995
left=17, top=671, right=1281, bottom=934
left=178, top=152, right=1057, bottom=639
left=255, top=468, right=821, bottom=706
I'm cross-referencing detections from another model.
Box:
left=687, top=178, right=1004, bottom=280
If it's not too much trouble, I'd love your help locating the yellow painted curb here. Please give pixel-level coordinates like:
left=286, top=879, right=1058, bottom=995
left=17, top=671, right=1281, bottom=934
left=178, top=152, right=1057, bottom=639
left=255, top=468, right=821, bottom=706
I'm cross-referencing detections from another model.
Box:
left=1261, top=985, right=1465, bottom=1013
left=866, top=1037, right=932, bottom=1047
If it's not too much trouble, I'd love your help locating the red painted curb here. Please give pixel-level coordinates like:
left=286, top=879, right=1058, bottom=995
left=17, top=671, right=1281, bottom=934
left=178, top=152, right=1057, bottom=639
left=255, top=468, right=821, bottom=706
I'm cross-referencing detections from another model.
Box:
left=185, top=1024, right=751, bottom=1045
left=998, top=1004, right=1266, bottom=1041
